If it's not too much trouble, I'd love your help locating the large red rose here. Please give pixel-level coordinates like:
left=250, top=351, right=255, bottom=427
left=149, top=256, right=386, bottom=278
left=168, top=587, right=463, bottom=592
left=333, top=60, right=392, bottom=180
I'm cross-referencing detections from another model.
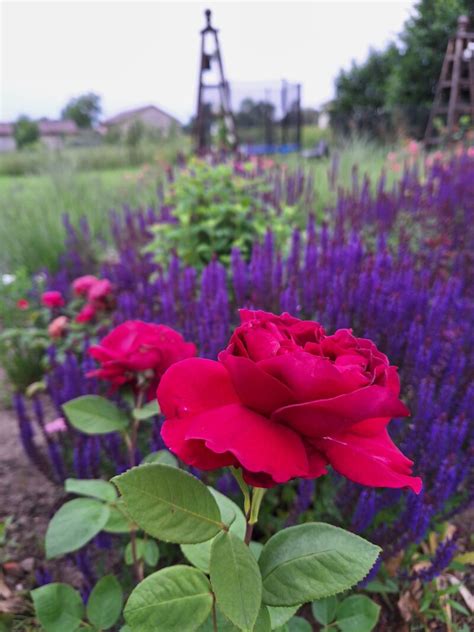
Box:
left=158, top=310, right=422, bottom=492
left=88, top=320, right=196, bottom=395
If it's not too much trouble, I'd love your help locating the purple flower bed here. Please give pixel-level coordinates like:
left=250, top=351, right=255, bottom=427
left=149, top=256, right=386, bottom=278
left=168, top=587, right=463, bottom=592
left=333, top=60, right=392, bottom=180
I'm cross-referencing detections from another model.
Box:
left=16, top=154, right=474, bottom=581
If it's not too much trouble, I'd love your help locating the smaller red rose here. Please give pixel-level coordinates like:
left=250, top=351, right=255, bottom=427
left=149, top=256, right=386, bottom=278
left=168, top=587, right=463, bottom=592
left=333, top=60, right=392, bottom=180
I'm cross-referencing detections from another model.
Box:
left=16, top=299, right=29, bottom=310
left=72, top=275, right=99, bottom=296
left=88, top=279, right=112, bottom=303
left=75, top=303, right=96, bottom=323
left=88, top=320, right=196, bottom=396
left=41, top=291, right=65, bottom=308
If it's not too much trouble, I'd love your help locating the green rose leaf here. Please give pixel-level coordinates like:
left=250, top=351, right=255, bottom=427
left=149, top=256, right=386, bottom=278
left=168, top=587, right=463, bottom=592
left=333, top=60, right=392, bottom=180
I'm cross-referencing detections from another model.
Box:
left=181, top=488, right=246, bottom=572
left=124, top=538, right=159, bottom=566
left=144, top=539, right=160, bottom=566
left=253, top=605, right=271, bottom=631
left=65, top=478, right=118, bottom=502
left=113, top=464, right=223, bottom=543
left=133, top=400, right=160, bottom=420
left=31, top=583, right=84, bottom=632
left=258, top=523, right=381, bottom=606
left=124, top=538, right=146, bottom=565
left=141, top=450, right=179, bottom=467
left=267, top=605, right=299, bottom=629
left=63, top=395, right=128, bottom=434
left=86, top=575, right=123, bottom=630
left=45, top=499, right=110, bottom=559
left=104, top=500, right=134, bottom=533
left=197, top=607, right=240, bottom=631
left=311, top=595, right=338, bottom=625
left=334, top=595, right=381, bottom=632
left=210, top=531, right=262, bottom=632
left=250, top=541, right=264, bottom=561
left=124, top=565, right=213, bottom=632
left=286, top=617, right=312, bottom=631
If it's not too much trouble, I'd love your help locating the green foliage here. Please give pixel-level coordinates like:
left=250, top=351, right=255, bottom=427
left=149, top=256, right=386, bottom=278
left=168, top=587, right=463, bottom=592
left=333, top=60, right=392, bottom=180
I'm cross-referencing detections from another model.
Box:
left=45, top=498, right=110, bottom=559
left=0, top=326, right=48, bottom=392
left=32, top=578, right=124, bottom=632
left=124, top=566, right=213, bottom=632
left=258, top=523, right=381, bottom=606
left=63, top=395, right=129, bottom=434
left=113, top=464, right=224, bottom=543
left=267, top=606, right=299, bottom=629
left=331, top=46, right=400, bottom=138
left=65, top=477, right=118, bottom=502
left=311, top=594, right=380, bottom=632
left=141, top=449, right=179, bottom=467
left=144, top=159, right=296, bottom=268
left=86, top=575, right=123, bottom=630
left=31, top=583, right=84, bottom=632
left=311, top=595, right=338, bottom=624
left=210, top=531, right=262, bottom=631
left=133, top=399, right=160, bottom=420
left=181, top=488, right=246, bottom=573
left=331, top=0, right=473, bottom=138
left=124, top=538, right=160, bottom=567
left=103, top=501, right=134, bottom=533
left=61, top=92, right=101, bottom=129
left=387, top=0, right=472, bottom=136
left=334, top=595, right=380, bottom=632
left=13, top=116, right=39, bottom=149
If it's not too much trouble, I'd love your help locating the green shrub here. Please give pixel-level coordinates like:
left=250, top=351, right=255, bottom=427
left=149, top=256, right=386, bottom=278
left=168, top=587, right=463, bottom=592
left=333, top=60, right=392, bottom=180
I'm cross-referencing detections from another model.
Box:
left=144, top=159, right=299, bottom=268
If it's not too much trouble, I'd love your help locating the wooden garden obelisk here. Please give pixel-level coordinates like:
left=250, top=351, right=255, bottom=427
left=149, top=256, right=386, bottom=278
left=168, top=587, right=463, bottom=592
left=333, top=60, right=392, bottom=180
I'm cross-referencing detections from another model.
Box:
left=195, top=9, right=237, bottom=152
left=425, top=15, right=474, bottom=145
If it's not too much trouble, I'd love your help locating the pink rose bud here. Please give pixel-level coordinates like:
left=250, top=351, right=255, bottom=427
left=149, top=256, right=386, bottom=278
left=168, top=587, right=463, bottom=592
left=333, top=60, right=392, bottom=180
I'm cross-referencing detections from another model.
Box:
left=48, top=315, right=68, bottom=339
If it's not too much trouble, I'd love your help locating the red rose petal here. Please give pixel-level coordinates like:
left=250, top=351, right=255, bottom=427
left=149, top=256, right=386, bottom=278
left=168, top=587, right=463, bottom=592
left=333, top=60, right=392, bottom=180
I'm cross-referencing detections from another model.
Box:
left=272, top=385, right=410, bottom=439
left=258, top=351, right=368, bottom=401
left=157, top=358, right=239, bottom=419
left=218, top=352, right=295, bottom=416
left=161, top=417, right=236, bottom=470
left=184, top=403, right=309, bottom=485
left=315, top=429, right=422, bottom=493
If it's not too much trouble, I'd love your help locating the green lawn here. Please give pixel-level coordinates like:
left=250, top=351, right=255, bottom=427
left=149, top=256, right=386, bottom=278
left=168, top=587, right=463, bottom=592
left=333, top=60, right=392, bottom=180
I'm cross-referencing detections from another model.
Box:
left=0, top=165, right=166, bottom=274
left=0, top=136, right=410, bottom=275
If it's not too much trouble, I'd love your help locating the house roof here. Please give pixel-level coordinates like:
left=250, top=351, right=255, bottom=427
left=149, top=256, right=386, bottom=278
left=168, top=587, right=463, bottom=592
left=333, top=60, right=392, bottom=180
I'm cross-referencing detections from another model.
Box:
left=103, top=104, right=180, bottom=126
left=37, top=119, right=79, bottom=136
left=0, top=123, right=14, bottom=137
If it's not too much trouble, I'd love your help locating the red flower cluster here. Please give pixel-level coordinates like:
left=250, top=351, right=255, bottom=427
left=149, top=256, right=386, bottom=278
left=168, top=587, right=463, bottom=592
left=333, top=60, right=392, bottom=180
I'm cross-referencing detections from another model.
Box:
left=158, top=310, right=422, bottom=492
left=88, top=320, right=196, bottom=397
left=72, top=275, right=113, bottom=323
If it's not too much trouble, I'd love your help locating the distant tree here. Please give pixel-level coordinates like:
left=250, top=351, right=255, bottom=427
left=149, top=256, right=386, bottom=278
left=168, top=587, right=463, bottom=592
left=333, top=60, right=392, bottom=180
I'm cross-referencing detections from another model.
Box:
left=13, top=116, right=39, bottom=149
left=331, top=46, right=400, bottom=137
left=386, top=0, right=472, bottom=136
left=330, top=0, right=473, bottom=138
left=235, top=99, right=275, bottom=127
left=61, top=93, right=102, bottom=128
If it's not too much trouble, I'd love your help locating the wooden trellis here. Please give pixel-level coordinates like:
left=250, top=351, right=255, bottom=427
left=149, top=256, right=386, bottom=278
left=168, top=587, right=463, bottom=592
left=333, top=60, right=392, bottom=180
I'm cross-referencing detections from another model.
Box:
left=195, top=9, right=237, bottom=152
left=425, top=15, right=474, bottom=146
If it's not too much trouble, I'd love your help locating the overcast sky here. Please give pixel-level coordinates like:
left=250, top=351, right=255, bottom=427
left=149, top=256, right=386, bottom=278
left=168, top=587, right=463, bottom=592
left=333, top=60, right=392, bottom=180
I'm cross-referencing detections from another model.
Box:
left=1, top=0, right=415, bottom=123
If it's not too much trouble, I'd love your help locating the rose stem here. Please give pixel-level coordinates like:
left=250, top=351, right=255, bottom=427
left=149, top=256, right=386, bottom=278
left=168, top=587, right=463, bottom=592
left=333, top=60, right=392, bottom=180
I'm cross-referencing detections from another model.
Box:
left=212, top=596, right=218, bottom=632
left=127, top=385, right=147, bottom=582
